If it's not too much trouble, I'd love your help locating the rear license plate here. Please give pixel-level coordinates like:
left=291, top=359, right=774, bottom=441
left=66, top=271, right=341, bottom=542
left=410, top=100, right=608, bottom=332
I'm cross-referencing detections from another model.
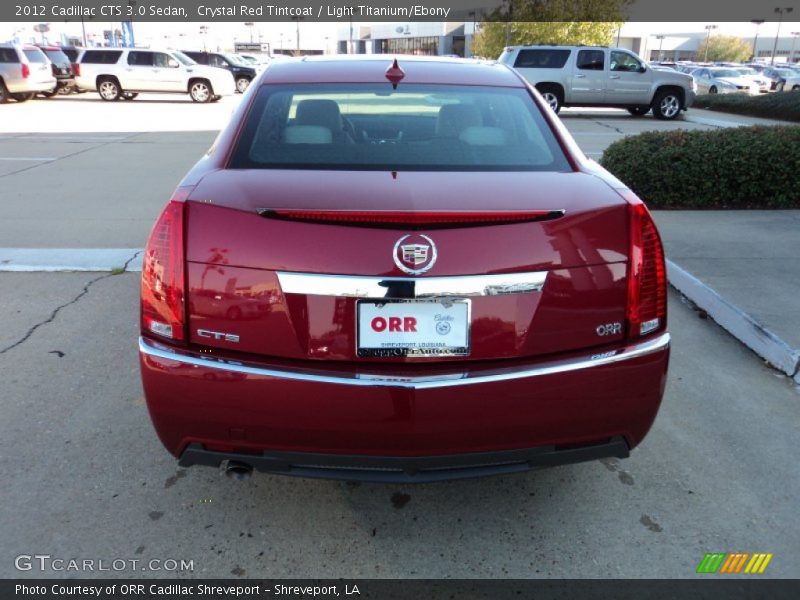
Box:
left=357, top=299, right=470, bottom=357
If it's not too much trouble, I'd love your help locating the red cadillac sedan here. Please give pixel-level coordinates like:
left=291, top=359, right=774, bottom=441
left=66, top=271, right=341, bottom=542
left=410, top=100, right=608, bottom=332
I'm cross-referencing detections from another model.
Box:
left=139, top=55, right=669, bottom=483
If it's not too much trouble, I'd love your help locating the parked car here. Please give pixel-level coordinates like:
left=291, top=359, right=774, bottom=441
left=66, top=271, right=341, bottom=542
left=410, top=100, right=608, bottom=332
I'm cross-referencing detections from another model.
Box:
left=777, top=73, right=800, bottom=91
left=692, top=67, right=759, bottom=95
left=760, top=67, right=796, bottom=91
left=139, top=56, right=670, bottom=482
left=181, top=50, right=256, bottom=93
left=499, top=45, right=695, bottom=119
left=34, top=45, right=75, bottom=96
left=0, top=43, right=57, bottom=103
left=237, top=53, right=270, bottom=71
left=732, top=67, right=770, bottom=93
left=74, top=48, right=235, bottom=102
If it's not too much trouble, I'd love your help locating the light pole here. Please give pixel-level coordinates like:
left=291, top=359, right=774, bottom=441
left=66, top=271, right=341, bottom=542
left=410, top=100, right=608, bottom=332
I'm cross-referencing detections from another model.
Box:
left=751, top=19, right=765, bottom=60
left=199, top=25, right=208, bottom=51
left=771, top=7, right=794, bottom=64
left=703, top=25, right=717, bottom=62
left=292, top=16, right=302, bottom=54
left=244, top=22, right=254, bottom=43
left=790, top=32, right=800, bottom=63
left=656, top=35, right=665, bottom=61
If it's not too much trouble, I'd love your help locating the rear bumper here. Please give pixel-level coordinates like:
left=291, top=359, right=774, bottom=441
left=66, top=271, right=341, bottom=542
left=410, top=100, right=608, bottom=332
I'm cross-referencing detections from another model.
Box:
left=179, top=436, right=631, bottom=483
left=140, top=332, right=669, bottom=478
left=7, top=78, right=57, bottom=94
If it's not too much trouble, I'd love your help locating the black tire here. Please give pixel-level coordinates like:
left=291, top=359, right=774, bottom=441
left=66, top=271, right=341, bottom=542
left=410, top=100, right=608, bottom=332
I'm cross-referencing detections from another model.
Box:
left=235, top=77, right=250, bottom=94
left=11, top=92, right=35, bottom=102
left=0, top=79, right=9, bottom=104
left=189, top=79, right=213, bottom=103
left=536, top=84, right=563, bottom=114
left=122, top=92, right=138, bottom=101
left=709, top=86, right=718, bottom=94
left=97, top=77, right=121, bottom=101
left=652, top=89, right=682, bottom=120
left=627, top=106, right=650, bottom=116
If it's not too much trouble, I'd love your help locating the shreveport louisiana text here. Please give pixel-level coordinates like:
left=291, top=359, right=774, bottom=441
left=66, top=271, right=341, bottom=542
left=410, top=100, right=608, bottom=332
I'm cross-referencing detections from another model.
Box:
left=16, top=583, right=361, bottom=597
left=32, top=4, right=452, bottom=19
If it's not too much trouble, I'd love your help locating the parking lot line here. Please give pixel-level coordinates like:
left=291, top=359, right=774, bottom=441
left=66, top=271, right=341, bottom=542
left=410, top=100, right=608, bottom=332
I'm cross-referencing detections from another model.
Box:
left=0, top=248, right=143, bottom=272
left=0, top=157, right=57, bottom=161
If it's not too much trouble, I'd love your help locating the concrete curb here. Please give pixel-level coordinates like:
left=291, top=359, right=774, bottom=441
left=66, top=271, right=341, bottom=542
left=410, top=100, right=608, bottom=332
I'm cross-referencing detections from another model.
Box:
left=683, top=110, right=792, bottom=129
left=0, top=249, right=143, bottom=272
left=666, top=259, right=800, bottom=384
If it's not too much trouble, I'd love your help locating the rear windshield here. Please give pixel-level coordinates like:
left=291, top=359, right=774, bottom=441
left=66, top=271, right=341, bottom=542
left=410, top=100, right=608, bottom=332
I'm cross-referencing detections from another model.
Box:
left=230, top=84, right=570, bottom=172
left=23, top=49, right=47, bottom=63
left=0, top=48, right=18, bottom=63
left=43, top=49, right=70, bottom=66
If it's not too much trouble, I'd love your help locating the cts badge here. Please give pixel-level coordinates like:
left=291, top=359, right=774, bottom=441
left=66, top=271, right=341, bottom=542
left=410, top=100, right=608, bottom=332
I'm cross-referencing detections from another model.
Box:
left=197, top=329, right=240, bottom=343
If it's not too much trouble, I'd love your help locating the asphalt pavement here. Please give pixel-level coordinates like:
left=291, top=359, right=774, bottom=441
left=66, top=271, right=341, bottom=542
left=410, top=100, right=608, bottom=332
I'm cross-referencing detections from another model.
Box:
left=0, top=273, right=798, bottom=578
left=1, top=94, right=798, bottom=579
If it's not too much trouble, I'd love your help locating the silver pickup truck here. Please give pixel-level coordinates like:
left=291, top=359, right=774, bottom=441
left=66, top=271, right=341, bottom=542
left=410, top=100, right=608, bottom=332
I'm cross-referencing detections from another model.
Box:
left=499, top=45, right=696, bottom=120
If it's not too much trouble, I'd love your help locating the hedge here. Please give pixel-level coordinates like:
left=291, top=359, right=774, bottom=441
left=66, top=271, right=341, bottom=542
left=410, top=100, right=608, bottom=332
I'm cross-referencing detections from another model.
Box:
left=600, top=126, right=800, bottom=209
left=692, top=92, right=800, bottom=122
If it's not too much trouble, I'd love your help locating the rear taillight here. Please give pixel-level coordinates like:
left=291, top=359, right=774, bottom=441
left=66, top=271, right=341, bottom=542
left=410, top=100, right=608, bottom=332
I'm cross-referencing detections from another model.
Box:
left=73, top=63, right=80, bottom=77
left=258, top=209, right=565, bottom=229
left=141, top=192, right=190, bottom=342
left=21, top=63, right=30, bottom=78
left=626, top=200, right=667, bottom=340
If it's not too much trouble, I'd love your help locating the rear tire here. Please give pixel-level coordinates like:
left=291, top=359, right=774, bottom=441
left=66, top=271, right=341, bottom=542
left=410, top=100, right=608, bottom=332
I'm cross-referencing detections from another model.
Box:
left=536, top=84, right=563, bottom=114
left=235, top=77, right=250, bottom=94
left=0, top=79, right=9, bottom=104
left=709, top=86, right=718, bottom=94
left=652, top=89, right=682, bottom=120
left=97, top=77, right=121, bottom=101
left=12, top=92, right=35, bottom=102
left=627, top=105, right=650, bottom=116
left=189, top=80, right=213, bottom=103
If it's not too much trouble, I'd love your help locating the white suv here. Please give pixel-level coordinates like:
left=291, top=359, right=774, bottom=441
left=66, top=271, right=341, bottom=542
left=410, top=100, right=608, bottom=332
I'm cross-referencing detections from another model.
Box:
left=499, top=45, right=696, bottom=120
left=0, top=44, right=57, bottom=103
left=75, top=48, right=235, bottom=103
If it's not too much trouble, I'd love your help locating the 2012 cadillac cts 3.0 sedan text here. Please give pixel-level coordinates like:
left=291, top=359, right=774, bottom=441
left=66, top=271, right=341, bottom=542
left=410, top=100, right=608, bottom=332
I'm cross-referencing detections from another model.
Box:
left=139, top=56, right=670, bottom=483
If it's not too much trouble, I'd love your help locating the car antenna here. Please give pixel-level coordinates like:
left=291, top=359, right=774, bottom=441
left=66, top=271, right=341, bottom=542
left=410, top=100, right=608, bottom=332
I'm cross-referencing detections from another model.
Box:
left=385, top=58, right=405, bottom=89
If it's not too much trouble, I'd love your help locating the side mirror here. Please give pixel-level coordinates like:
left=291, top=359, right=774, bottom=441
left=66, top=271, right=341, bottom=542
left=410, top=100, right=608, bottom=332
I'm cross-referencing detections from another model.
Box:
left=638, top=65, right=647, bottom=73
left=168, top=58, right=179, bottom=68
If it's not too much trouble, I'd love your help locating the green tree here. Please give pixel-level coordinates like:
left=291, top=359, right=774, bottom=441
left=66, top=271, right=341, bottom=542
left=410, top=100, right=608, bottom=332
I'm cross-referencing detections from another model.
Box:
left=472, top=0, right=630, bottom=59
left=695, top=35, right=753, bottom=63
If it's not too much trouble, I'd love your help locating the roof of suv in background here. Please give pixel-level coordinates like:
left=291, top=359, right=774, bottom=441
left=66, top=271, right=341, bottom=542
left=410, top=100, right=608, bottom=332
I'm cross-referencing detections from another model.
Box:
left=260, top=55, right=521, bottom=87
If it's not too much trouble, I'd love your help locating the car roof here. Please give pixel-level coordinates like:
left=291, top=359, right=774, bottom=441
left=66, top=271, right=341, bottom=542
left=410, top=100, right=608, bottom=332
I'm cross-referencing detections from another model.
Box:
left=260, top=55, right=522, bottom=87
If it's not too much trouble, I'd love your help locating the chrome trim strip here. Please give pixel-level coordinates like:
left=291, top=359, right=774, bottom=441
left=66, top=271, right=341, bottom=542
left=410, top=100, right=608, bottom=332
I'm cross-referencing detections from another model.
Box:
left=276, top=271, right=548, bottom=299
left=139, top=333, right=670, bottom=390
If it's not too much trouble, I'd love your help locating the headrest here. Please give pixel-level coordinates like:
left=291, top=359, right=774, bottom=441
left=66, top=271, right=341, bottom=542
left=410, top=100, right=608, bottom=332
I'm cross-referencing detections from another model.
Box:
left=436, top=104, right=482, bottom=136
left=283, top=125, right=333, bottom=144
